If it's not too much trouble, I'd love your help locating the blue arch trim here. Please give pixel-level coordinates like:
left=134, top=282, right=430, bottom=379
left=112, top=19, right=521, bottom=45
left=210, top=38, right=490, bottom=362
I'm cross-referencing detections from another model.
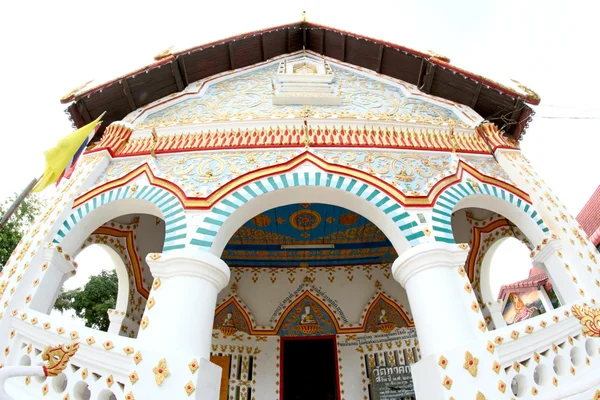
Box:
left=54, top=185, right=187, bottom=252
left=431, top=181, right=549, bottom=243
left=190, top=171, right=424, bottom=251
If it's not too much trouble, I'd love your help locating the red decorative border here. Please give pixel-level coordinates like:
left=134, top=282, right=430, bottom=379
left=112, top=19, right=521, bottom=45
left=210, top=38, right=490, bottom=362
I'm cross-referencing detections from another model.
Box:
left=215, top=290, right=413, bottom=336
left=91, top=226, right=150, bottom=299
left=76, top=151, right=531, bottom=210
left=465, top=218, right=512, bottom=281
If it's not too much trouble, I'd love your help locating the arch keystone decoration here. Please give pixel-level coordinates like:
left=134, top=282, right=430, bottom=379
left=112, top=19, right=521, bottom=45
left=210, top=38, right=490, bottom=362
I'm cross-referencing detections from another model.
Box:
left=54, top=184, right=187, bottom=252
left=190, top=170, right=424, bottom=252
left=431, top=180, right=549, bottom=244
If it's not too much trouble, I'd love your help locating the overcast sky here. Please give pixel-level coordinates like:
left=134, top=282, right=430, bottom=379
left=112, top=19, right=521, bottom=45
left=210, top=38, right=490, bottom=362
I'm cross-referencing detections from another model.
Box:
left=2, top=0, right=599, bottom=297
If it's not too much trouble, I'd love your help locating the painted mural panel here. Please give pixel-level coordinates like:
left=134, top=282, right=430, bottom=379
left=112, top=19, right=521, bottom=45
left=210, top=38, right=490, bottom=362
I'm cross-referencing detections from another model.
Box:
left=278, top=297, right=337, bottom=337
left=222, top=203, right=396, bottom=267
left=214, top=300, right=252, bottom=336
left=502, top=291, right=546, bottom=325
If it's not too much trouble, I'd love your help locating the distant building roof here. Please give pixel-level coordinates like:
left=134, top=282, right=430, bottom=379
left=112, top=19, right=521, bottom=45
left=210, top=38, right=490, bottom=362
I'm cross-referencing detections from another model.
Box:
left=576, top=185, right=600, bottom=246
left=497, top=267, right=550, bottom=301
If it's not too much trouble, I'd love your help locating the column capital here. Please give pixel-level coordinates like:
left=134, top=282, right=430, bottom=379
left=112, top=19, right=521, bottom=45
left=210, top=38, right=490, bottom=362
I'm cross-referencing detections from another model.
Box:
left=107, top=309, right=126, bottom=324
left=392, top=242, right=469, bottom=288
left=42, top=246, right=77, bottom=275
left=532, top=239, right=562, bottom=265
left=146, top=250, right=230, bottom=291
left=486, top=300, right=504, bottom=314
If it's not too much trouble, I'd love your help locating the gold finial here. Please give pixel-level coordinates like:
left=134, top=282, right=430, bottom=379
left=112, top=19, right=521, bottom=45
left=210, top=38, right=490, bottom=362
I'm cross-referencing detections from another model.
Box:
left=510, top=79, right=541, bottom=102
left=302, top=11, right=307, bottom=23
left=150, top=128, right=159, bottom=158
left=427, top=50, right=451, bottom=63
left=61, top=80, right=93, bottom=102
left=154, top=46, right=175, bottom=61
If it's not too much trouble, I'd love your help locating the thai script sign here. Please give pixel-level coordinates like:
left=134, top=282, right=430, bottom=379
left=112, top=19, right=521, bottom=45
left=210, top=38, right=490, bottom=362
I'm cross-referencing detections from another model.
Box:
left=371, top=365, right=414, bottom=400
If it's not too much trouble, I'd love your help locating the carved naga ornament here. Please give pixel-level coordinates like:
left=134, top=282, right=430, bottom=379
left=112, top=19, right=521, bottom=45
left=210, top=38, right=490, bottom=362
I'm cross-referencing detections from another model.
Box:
left=0, top=342, right=79, bottom=400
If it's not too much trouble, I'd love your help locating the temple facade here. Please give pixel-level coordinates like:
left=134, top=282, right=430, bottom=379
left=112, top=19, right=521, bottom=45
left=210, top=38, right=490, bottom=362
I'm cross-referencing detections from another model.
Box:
left=1, top=20, right=600, bottom=400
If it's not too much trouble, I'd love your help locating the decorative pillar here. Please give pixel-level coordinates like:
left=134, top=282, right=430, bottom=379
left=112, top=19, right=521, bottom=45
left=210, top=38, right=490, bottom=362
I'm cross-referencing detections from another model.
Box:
left=532, top=239, right=582, bottom=304
left=140, top=250, right=230, bottom=359
left=392, top=242, right=480, bottom=358
left=107, top=309, right=126, bottom=335
left=392, top=242, right=505, bottom=400
left=486, top=301, right=507, bottom=329
left=29, top=245, right=77, bottom=314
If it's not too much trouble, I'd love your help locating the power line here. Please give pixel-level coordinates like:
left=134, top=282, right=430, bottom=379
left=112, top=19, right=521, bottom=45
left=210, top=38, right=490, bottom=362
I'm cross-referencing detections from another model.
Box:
left=537, top=115, right=600, bottom=120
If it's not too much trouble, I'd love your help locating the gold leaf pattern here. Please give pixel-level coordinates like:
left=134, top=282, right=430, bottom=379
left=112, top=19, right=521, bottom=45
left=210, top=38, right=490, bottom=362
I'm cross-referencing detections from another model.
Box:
left=463, top=351, right=479, bottom=377
left=153, top=358, right=170, bottom=386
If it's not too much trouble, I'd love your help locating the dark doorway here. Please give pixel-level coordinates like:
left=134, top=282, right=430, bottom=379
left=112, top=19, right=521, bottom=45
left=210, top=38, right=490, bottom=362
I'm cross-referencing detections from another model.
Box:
left=282, top=337, right=339, bottom=400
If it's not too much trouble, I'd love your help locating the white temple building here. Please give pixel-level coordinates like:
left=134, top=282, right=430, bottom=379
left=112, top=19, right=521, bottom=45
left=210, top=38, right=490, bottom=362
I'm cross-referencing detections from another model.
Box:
left=1, top=19, right=600, bottom=400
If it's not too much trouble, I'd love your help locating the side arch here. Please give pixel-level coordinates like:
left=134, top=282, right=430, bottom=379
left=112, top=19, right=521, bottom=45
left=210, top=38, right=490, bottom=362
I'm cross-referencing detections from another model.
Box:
left=54, top=184, right=187, bottom=253
left=80, top=243, right=130, bottom=313
left=190, top=170, right=424, bottom=254
left=431, top=181, right=549, bottom=245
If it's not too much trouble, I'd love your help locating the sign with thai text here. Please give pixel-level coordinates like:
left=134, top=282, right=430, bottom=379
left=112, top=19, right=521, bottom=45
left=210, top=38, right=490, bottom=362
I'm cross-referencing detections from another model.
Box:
left=370, top=365, right=414, bottom=400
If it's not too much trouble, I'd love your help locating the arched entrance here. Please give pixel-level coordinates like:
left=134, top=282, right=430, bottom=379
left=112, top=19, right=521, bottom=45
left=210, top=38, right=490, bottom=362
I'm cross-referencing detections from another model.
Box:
left=210, top=198, right=418, bottom=400
left=441, top=181, right=565, bottom=331
left=38, top=187, right=174, bottom=337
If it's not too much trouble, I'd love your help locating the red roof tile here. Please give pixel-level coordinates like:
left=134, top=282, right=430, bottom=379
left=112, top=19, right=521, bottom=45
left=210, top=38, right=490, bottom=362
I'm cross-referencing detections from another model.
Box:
left=497, top=267, right=549, bottom=300
left=577, top=185, right=600, bottom=246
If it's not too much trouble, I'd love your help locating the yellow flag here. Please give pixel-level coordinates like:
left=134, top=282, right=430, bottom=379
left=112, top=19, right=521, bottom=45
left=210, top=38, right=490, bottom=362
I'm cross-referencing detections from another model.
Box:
left=33, top=115, right=103, bottom=192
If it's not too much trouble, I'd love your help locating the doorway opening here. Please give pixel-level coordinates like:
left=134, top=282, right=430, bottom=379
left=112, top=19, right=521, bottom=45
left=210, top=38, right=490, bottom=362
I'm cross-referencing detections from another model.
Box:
left=282, top=336, right=339, bottom=400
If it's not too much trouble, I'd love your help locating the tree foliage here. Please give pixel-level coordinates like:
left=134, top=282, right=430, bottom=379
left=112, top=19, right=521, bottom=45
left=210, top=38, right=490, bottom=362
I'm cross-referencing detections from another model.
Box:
left=55, top=270, right=118, bottom=331
left=0, top=194, right=41, bottom=270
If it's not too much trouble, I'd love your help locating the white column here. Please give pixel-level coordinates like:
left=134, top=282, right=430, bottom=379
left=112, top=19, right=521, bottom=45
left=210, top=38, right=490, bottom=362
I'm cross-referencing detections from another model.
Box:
left=107, top=309, right=126, bottom=335
left=139, top=250, right=230, bottom=359
left=538, top=286, right=554, bottom=311
left=532, top=239, right=581, bottom=304
left=487, top=301, right=507, bottom=329
left=392, top=242, right=480, bottom=358
left=29, top=246, right=76, bottom=314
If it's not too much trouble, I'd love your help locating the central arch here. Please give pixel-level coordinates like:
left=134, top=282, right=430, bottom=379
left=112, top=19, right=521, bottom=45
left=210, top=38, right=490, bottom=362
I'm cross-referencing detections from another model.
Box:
left=189, top=169, right=425, bottom=255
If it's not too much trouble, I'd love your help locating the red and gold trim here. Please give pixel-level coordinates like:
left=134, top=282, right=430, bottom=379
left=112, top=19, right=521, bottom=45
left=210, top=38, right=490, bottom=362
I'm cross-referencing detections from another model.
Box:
left=215, top=290, right=413, bottom=336
left=465, top=218, right=512, bottom=281
left=76, top=151, right=531, bottom=210
left=88, top=125, right=493, bottom=158
left=91, top=226, right=150, bottom=299
left=476, top=123, right=520, bottom=153
left=363, top=292, right=413, bottom=328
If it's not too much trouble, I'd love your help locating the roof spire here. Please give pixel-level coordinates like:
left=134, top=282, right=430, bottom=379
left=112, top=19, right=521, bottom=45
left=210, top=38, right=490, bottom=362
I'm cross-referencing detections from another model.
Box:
left=302, top=11, right=307, bottom=23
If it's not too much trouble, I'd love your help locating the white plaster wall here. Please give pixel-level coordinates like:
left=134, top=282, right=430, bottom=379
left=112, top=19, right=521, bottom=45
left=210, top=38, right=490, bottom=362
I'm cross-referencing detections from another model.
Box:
left=497, top=150, right=600, bottom=299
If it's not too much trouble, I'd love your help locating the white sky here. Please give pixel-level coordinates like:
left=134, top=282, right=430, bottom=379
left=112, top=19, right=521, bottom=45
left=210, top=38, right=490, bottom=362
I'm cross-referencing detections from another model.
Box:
left=2, top=0, right=599, bottom=296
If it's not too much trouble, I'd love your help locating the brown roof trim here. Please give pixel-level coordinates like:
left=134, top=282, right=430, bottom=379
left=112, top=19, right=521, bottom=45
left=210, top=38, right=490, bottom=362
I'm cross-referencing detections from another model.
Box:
left=304, top=22, right=540, bottom=106
left=62, top=21, right=537, bottom=141
left=60, top=22, right=303, bottom=104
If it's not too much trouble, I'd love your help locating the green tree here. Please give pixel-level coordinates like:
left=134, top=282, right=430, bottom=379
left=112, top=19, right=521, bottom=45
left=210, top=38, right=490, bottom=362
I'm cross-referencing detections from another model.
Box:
left=54, top=270, right=118, bottom=331
left=0, top=194, right=41, bottom=271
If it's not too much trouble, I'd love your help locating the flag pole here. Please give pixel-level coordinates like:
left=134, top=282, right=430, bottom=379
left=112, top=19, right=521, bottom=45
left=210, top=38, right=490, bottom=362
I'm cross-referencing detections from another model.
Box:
left=0, top=176, right=41, bottom=230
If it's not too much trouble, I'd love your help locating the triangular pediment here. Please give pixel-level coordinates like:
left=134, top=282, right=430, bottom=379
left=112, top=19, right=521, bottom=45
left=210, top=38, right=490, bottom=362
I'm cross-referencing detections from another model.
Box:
left=132, top=53, right=473, bottom=130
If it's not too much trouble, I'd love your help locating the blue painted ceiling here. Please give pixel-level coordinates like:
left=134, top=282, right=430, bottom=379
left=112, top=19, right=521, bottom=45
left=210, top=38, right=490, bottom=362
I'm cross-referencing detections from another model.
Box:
left=222, top=203, right=395, bottom=267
